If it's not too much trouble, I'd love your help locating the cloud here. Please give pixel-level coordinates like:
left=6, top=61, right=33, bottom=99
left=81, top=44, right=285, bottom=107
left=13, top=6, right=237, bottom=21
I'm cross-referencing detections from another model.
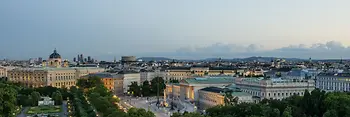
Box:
left=172, top=41, right=350, bottom=59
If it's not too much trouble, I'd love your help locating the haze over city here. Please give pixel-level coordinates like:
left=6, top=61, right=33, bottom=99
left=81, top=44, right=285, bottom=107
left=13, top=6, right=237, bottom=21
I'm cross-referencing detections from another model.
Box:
left=1, top=0, right=350, bottom=60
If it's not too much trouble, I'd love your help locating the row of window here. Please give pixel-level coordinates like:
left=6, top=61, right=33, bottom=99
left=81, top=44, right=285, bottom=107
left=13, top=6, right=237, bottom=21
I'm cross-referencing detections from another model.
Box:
left=11, top=78, right=45, bottom=81
left=55, top=81, right=75, bottom=87
left=55, top=76, right=75, bottom=81
left=318, top=77, right=350, bottom=81
left=242, top=89, right=305, bottom=98
left=317, top=82, right=350, bottom=91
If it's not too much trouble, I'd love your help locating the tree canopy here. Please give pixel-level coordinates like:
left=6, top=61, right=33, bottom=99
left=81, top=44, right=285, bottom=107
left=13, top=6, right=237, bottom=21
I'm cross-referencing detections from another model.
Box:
left=206, top=89, right=350, bottom=117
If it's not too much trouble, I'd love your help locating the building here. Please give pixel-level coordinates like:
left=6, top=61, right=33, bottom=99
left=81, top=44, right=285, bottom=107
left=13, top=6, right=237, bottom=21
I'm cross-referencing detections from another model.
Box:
left=7, top=49, right=104, bottom=88
left=316, top=72, right=350, bottom=92
left=47, top=49, right=62, bottom=68
left=198, top=87, right=253, bottom=109
left=165, top=77, right=235, bottom=103
left=121, top=56, right=137, bottom=63
left=208, top=67, right=236, bottom=76
left=190, top=67, right=209, bottom=77
left=116, top=71, right=141, bottom=93
left=0, top=66, right=15, bottom=78
left=164, top=67, right=192, bottom=81
left=235, top=77, right=315, bottom=100
left=7, top=67, right=104, bottom=88
left=82, top=73, right=123, bottom=94
left=140, top=70, right=156, bottom=82
left=284, top=69, right=307, bottom=80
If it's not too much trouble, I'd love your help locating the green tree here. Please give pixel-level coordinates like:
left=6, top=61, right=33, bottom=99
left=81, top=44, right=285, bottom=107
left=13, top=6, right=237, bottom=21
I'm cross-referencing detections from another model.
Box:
left=324, top=92, right=350, bottom=117
left=223, top=90, right=238, bottom=106
left=323, top=109, right=338, bottom=117
left=281, top=106, right=292, bottom=117
left=52, top=91, right=63, bottom=105
left=0, top=83, right=18, bottom=117
left=127, top=108, right=155, bottom=117
left=141, top=80, right=151, bottom=97
left=30, top=91, right=41, bottom=106
left=150, top=77, right=166, bottom=95
left=128, top=82, right=141, bottom=96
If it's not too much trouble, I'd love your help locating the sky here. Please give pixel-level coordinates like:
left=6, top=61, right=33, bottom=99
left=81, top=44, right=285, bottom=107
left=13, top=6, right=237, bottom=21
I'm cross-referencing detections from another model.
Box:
left=1, top=0, right=350, bottom=60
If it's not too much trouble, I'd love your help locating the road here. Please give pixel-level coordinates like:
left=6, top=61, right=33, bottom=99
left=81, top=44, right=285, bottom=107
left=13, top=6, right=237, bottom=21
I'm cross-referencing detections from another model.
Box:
left=120, top=97, right=197, bottom=117
left=17, top=107, right=28, bottom=117
left=120, top=97, right=169, bottom=117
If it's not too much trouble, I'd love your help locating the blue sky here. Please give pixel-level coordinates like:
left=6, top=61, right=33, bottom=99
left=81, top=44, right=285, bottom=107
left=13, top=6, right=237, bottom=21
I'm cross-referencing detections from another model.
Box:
left=1, top=0, right=350, bottom=60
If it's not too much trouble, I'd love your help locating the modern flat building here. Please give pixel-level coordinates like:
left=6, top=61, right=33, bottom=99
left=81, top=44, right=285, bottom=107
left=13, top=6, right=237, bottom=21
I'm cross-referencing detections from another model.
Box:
left=235, top=77, right=315, bottom=100
left=316, top=72, right=350, bottom=92
left=7, top=67, right=104, bottom=88
left=198, top=87, right=253, bottom=109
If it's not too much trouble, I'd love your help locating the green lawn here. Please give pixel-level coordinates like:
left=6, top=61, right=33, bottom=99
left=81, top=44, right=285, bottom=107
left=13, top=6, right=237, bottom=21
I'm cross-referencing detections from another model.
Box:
left=26, top=106, right=62, bottom=114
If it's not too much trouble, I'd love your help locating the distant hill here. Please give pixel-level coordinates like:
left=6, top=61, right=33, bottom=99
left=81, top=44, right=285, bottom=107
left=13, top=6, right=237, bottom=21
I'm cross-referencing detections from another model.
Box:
left=137, top=57, right=173, bottom=62
left=137, top=56, right=306, bottom=62
left=193, top=57, right=305, bottom=62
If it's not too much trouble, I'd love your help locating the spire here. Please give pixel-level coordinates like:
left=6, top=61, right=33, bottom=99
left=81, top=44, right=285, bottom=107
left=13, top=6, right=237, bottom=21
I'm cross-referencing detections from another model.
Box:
left=54, top=48, right=57, bottom=53
left=340, top=57, right=343, bottom=63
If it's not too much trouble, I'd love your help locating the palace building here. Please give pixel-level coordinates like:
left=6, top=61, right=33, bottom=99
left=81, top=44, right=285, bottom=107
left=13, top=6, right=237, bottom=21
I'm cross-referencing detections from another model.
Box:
left=7, top=49, right=105, bottom=88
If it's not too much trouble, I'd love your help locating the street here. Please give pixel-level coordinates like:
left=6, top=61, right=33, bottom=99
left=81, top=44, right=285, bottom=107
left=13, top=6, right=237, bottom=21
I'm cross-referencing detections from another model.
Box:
left=120, top=96, right=197, bottom=117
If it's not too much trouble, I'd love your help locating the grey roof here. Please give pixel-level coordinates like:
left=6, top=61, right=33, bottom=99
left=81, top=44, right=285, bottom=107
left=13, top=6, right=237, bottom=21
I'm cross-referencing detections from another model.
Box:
left=83, top=72, right=119, bottom=78
left=318, top=72, right=350, bottom=77
left=200, top=87, right=223, bottom=93
left=287, top=70, right=304, bottom=76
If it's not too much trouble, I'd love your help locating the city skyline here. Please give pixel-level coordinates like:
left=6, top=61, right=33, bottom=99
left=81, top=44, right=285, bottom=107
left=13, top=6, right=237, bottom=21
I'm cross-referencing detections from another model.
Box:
left=1, top=0, right=350, bottom=60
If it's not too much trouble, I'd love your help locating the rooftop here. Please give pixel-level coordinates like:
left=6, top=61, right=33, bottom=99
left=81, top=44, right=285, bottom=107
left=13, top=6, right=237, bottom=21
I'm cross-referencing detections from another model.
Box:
left=200, top=86, right=252, bottom=97
left=183, top=77, right=235, bottom=84
left=83, top=72, right=119, bottom=78
left=318, top=72, right=350, bottom=77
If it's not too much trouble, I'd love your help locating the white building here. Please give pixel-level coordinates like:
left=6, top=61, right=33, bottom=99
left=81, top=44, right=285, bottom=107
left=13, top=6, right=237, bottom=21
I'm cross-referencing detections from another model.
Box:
left=316, top=72, right=350, bottom=92
left=117, top=72, right=141, bottom=93
left=140, top=70, right=156, bottom=82
left=235, top=77, right=315, bottom=100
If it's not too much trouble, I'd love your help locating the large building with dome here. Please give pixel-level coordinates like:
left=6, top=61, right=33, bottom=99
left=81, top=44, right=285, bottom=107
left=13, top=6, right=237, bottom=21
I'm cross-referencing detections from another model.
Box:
left=7, top=49, right=105, bottom=88
left=42, top=49, right=69, bottom=68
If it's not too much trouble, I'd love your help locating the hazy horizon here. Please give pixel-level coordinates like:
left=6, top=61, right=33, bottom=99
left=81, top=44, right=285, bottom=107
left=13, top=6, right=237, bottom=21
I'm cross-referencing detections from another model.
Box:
left=1, top=0, right=350, bottom=60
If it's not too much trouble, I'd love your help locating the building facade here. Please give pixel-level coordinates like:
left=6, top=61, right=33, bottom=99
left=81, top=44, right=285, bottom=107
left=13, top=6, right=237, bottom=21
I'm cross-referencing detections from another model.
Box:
left=8, top=67, right=104, bottom=88
left=164, top=77, right=235, bottom=103
left=117, top=72, right=141, bottom=93
left=164, top=67, right=192, bottom=81
left=316, top=72, right=350, bottom=92
left=235, top=77, right=315, bottom=100
left=198, top=87, right=253, bottom=109
left=140, top=71, right=155, bottom=82
left=0, top=66, right=15, bottom=78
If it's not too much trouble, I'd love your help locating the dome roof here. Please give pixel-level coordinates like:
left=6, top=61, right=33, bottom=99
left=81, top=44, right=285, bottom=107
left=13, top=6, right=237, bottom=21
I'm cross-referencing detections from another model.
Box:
left=49, top=49, right=61, bottom=59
